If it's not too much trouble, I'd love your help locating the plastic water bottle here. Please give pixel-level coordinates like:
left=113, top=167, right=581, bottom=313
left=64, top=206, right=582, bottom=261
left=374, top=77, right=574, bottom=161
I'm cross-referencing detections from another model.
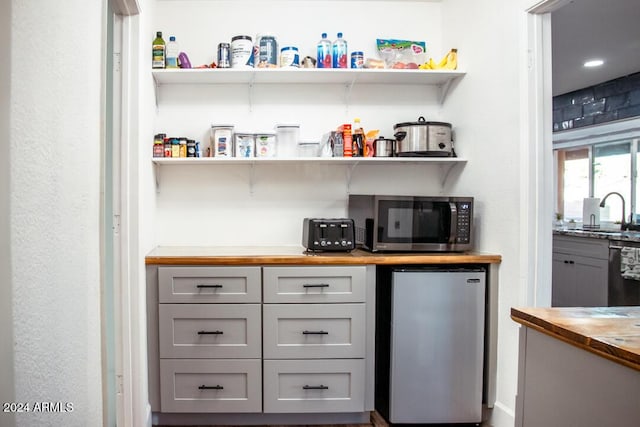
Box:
left=332, top=32, right=347, bottom=69
left=317, top=33, right=332, bottom=68
left=165, top=36, right=179, bottom=69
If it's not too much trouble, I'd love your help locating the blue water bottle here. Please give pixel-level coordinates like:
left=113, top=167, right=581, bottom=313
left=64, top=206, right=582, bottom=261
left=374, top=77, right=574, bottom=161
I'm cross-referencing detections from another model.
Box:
left=332, top=32, right=347, bottom=69
left=317, top=33, right=332, bottom=68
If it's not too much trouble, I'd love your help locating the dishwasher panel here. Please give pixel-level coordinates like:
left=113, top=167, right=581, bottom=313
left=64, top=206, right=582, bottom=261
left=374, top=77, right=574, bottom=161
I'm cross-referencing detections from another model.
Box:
left=608, top=241, right=640, bottom=306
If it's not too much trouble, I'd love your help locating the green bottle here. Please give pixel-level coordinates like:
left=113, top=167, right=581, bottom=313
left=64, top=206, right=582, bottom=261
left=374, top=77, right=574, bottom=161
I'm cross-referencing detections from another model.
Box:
left=152, top=31, right=165, bottom=69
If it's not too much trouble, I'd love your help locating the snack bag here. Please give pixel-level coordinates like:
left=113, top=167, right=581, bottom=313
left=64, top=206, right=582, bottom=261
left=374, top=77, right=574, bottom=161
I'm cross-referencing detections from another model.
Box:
left=376, top=39, right=426, bottom=69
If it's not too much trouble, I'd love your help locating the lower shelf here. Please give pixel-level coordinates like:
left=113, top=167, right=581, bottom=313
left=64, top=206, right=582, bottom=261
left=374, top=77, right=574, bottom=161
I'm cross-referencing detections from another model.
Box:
left=152, top=156, right=466, bottom=165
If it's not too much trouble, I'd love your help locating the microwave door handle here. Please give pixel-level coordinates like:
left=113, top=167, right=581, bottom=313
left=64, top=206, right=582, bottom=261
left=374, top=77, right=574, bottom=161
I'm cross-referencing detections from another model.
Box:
left=449, top=202, right=458, bottom=244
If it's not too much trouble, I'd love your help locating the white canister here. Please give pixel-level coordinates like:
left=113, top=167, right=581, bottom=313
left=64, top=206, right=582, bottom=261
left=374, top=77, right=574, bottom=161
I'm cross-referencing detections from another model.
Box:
left=231, top=35, right=254, bottom=68
left=280, top=46, right=299, bottom=68
left=234, top=133, right=255, bottom=158
left=210, top=125, right=234, bottom=157
left=275, top=124, right=300, bottom=157
left=255, top=132, right=277, bottom=157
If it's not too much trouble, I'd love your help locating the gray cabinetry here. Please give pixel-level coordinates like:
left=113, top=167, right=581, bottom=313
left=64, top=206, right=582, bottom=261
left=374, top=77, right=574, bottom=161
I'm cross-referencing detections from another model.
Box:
left=155, top=266, right=263, bottom=413
left=552, top=235, right=608, bottom=307
left=147, top=264, right=375, bottom=421
left=262, top=266, right=371, bottom=414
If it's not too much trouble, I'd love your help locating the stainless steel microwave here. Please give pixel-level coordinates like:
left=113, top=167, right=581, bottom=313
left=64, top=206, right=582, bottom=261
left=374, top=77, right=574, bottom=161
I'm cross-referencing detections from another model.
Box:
left=348, top=195, right=473, bottom=252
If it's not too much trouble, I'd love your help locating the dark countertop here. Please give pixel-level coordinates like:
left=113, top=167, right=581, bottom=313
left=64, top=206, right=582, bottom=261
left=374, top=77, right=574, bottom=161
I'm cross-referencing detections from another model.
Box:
left=511, top=306, right=640, bottom=371
left=145, top=246, right=502, bottom=265
left=553, top=228, right=640, bottom=242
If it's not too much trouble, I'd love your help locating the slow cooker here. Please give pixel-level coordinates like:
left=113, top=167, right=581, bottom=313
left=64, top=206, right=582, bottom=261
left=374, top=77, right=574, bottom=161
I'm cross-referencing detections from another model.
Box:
left=393, top=116, right=454, bottom=157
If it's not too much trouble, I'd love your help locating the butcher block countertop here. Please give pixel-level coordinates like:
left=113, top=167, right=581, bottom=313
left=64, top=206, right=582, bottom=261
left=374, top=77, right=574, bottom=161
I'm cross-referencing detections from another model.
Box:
left=511, top=306, right=640, bottom=372
left=145, top=246, right=502, bottom=265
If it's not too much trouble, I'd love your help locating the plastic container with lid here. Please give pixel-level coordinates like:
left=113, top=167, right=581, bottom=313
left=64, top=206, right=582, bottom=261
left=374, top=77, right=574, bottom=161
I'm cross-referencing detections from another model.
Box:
left=275, top=124, right=300, bottom=157
left=210, top=124, right=234, bottom=157
left=297, top=141, right=320, bottom=158
left=231, top=35, right=254, bottom=68
left=257, top=34, right=278, bottom=68
left=255, top=132, right=277, bottom=157
left=234, top=133, right=255, bottom=157
left=280, top=46, right=299, bottom=68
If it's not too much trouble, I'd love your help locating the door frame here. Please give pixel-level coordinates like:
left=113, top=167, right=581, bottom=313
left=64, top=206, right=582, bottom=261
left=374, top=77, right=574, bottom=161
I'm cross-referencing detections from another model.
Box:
left=108, top=1, right=142, bottom=426
left=523, top=0, right=572, bottom=308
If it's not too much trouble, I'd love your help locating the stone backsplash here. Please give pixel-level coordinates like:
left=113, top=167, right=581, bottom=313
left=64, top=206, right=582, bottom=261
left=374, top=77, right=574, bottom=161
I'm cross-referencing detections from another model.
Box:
left=553, top=71, right=640, bottom=132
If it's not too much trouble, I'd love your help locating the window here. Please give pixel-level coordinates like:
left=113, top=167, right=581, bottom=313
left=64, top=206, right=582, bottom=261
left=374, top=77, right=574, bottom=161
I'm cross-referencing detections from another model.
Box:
left=557, top=148, right=589, bottom=220
left=555, top=138, right=639, bottom=224
left=593, top=142, right=631, bottom=223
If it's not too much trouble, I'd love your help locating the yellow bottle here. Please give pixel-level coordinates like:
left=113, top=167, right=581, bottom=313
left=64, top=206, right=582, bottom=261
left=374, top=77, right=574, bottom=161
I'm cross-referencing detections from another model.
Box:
left=152, top=31, right=165, bottom=69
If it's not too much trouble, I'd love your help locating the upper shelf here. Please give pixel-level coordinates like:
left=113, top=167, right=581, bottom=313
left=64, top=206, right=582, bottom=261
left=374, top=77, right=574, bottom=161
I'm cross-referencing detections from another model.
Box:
left=152, top=68, right=465, bottom=86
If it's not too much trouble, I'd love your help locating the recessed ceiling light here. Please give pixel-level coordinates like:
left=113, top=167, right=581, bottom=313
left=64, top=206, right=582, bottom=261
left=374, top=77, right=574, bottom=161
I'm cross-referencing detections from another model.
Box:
left=584, top=59, right=604, bottom=67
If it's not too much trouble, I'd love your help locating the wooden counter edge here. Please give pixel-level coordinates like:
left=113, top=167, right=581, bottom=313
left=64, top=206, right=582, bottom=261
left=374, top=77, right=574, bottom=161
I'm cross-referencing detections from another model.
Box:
left=510, top=307, right=640, bottom=372
left=144, top=253, right=502, bottom=265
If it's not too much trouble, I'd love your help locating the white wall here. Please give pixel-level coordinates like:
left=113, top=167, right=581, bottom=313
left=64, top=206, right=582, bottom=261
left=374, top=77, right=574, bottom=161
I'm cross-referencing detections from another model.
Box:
left=440, top=1, right=525, bottom=424
left=150, top=0, right=461, bottom=246
left=6, top=1, right=104, bottom=426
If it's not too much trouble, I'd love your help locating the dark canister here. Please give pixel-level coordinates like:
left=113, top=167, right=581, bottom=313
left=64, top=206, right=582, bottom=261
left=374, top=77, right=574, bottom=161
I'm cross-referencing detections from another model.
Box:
left=258, top=35, right=278, bottom=67
left=217, top=42, right=231, bottom=68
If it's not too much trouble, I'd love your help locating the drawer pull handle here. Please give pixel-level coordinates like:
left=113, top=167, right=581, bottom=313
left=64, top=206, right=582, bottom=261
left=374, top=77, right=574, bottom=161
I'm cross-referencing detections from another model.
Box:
left=303, top=385, right=329, bottom=390
left=198, top=330, right=224, bottom=335
left=303, top=283, right=330, bottom=288
left=198, top=385, right=223, bottom=390
left=302, top=330, right=328, bottom=335
left=197, top=284, right=223, bottom=289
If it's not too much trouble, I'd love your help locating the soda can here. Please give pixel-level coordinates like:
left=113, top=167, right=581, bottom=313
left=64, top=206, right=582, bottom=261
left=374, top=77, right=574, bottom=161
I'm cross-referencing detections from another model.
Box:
left=351, top=51, right=364, bottom=69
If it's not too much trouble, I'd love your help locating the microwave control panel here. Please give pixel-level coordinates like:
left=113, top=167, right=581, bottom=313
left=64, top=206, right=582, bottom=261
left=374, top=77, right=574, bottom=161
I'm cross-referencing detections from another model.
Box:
left=456, top=202, right=472, bottom=243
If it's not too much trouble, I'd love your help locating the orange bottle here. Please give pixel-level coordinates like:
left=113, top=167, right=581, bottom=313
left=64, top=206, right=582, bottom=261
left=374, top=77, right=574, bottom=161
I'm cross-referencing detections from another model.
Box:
left=342, top=124, right=353, bottom=157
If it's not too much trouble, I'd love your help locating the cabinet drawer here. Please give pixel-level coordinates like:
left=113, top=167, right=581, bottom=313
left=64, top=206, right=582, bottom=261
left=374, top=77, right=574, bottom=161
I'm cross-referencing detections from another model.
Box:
left=159, top=304, right=261, bottom=359
left=159, top=266, right=261, bottom=303
left=263, top=266, right=366, bottom=303
left=160, top=359, right=261, bottom=413
left=263, top=359, right=364, bottom=413
left=553, top=236, right=609, bottom=259
left=263, top=304, right=365, bottom=359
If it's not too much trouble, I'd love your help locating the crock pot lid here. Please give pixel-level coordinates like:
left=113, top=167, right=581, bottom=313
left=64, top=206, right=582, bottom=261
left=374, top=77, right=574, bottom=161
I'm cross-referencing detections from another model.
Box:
left=393, top=120, right=452, bottom=128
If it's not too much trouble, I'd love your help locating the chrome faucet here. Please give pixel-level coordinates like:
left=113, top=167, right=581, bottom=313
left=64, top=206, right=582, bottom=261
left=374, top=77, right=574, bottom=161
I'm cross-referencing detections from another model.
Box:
left=599, top=192, right=628, bottom=230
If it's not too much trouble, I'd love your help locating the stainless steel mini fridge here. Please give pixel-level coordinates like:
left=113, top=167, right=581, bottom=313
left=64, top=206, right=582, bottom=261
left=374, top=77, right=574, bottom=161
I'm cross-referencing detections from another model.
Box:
left=375, top=267, right=486, bottom=424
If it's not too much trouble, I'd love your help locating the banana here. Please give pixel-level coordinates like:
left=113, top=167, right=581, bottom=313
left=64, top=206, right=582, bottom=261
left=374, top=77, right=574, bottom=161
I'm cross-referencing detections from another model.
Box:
left=420, top=49, right=458, bottom=71
left=436, top=52, right=448, bottom=69
left=443, top=49, right=458, bottom=70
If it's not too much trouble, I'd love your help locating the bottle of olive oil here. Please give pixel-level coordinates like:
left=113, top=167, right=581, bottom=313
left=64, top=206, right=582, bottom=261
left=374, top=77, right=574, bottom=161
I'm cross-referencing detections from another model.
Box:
left=152, top=31, right=166, bottom=69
